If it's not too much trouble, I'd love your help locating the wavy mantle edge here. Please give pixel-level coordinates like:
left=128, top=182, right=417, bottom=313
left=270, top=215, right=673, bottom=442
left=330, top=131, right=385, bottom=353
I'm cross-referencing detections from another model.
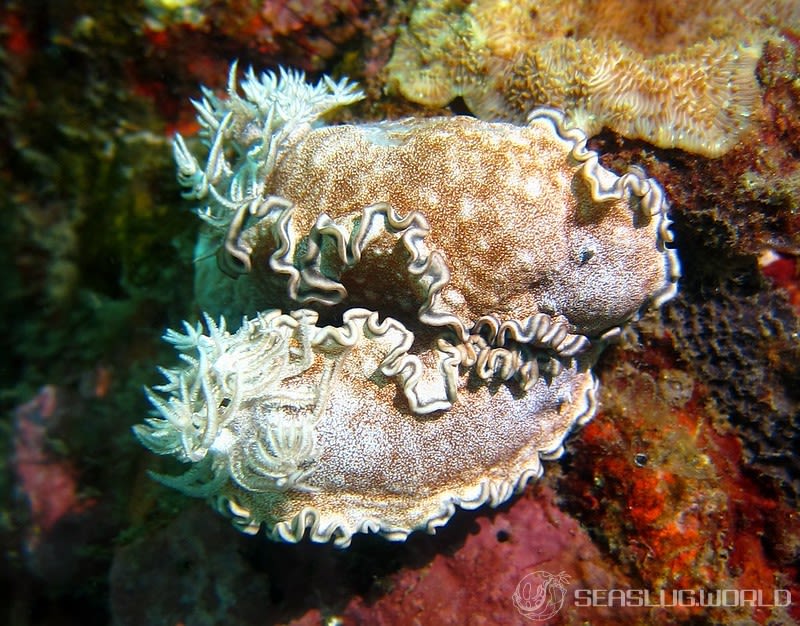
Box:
left=137, top=305, right=599, bottom=548
left=221, top=107, right=680, bottom=345
left=220, top=370, right=598, bottom=548
left=531, top=108, right=681, bottom=317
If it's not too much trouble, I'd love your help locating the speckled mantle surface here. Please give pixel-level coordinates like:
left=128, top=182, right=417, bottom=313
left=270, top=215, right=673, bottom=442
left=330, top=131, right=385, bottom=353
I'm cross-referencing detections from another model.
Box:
left=1, top=1, right=799, bottom=625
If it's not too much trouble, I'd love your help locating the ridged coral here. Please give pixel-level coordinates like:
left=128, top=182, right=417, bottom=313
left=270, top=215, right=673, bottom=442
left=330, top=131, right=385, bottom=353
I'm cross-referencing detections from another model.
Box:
left=498, top=38, right=762, bottom=158
left=134, top=66, right=679, bottom=546
left=666, top=274, right=800, bottom=502
left=386, top=0, right=799, bottom=157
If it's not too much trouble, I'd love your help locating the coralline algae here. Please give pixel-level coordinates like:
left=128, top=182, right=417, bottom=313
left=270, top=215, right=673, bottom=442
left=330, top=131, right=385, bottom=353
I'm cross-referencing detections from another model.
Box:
left=134, top=65, right=679, bottom=546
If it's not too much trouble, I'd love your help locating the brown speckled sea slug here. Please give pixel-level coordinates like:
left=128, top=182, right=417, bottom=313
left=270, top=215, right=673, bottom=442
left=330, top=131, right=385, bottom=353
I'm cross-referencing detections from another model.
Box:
left=134, top=65, right=679, bottom=547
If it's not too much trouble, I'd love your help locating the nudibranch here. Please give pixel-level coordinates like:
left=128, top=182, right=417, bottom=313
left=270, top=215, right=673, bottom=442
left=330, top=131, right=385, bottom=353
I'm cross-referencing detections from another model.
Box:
left=134, top=65, right=679, bottom=547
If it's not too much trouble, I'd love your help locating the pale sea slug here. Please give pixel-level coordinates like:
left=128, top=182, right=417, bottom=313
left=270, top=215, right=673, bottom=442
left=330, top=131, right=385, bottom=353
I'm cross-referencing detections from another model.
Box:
left=134, top=65, right=679, bottom=546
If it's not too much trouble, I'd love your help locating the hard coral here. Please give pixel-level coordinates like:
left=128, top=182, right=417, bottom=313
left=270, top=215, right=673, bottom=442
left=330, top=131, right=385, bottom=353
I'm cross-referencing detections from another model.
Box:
left=666, top=274, right=800, bottom=502
left=134, top=65, right=678, bottom=546
left=386, top=0, right=800, bottom=157
left=501, top=38, right=761, bottom=158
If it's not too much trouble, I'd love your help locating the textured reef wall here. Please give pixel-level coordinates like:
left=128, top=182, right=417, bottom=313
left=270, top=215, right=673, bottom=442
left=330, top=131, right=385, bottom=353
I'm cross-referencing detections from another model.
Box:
left=2, top=1, right=800, bottom=625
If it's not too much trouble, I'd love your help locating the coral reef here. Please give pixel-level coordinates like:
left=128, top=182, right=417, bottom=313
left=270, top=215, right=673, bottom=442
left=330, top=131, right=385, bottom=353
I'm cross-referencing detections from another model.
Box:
left=0, top=1, right=197, bottom=407
left=141, top=0, right=375, bottom=73
left=110, top=486, right=648, bottom=626
left=665, top=271, right=800, bottom=502
left=499, top=38, right=761, bottom=158
left=4, top=0, right=800, bottom=623
left=10, top=384, right=120, bottom=613
left=13, top=387, right=92, bottom=554
left=585, top=33, right=800, bottom=507
left=385, top=0, right=800, bottom=156
left=110, top=505, right=272, bottom=626
left=133, top=66, right=678, bottom=545
left=557, top=333, right=800, bottom=624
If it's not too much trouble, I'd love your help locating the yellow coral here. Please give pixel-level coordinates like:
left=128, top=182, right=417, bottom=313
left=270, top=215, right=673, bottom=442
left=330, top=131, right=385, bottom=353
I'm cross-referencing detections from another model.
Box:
left=386, top=0, right=800, bottom=157
left=499, top=38, right=763, bottom=157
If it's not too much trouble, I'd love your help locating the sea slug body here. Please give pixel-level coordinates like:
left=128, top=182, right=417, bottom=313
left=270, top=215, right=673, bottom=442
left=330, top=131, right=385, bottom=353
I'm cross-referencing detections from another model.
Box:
left=134, top=65, right=679, bottom=546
